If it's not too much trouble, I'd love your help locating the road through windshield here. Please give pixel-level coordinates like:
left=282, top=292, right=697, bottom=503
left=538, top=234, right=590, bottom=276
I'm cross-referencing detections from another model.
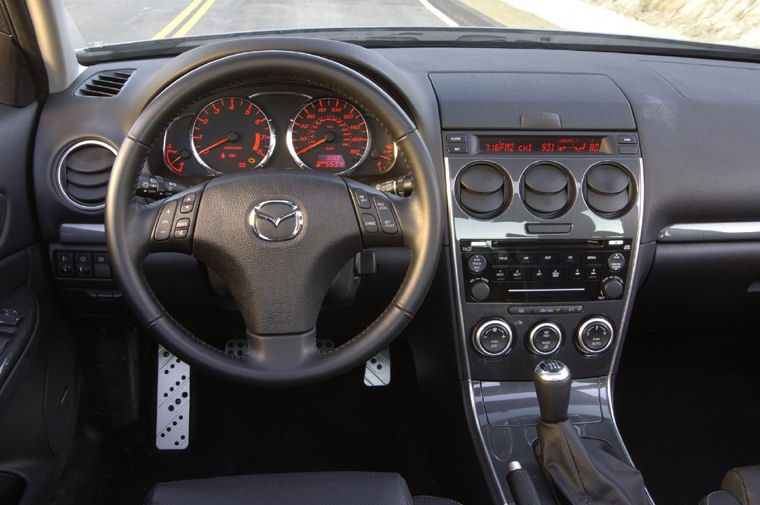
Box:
left=63, top=0, right=760, bottom=50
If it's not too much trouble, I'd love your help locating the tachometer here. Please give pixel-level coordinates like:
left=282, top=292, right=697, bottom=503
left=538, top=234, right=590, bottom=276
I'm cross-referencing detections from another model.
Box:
left=192, top=97, right=274, bottom=173
left=287, top=98, right=370, bottom=174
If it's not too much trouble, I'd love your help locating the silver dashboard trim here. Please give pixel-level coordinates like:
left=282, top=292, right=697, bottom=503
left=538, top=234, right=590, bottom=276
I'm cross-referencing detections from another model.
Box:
left=445, top=154, right=645, bottom=505
left=658, top=222, right=760, bottom=242
left=445, top=157, right=508, bottom=505
left=55, top=139, right=118, bottom=211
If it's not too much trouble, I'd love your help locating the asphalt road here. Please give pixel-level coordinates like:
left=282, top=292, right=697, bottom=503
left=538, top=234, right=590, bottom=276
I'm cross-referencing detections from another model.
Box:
left=63, top=0, right=502, bottom=48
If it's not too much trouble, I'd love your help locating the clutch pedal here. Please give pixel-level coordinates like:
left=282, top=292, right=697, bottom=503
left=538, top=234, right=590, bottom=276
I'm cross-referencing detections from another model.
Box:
left=156, top=345, right=190, bottom=450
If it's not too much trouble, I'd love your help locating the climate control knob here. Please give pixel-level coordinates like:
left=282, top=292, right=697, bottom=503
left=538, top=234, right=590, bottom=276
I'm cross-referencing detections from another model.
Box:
left=473, top=319, right=514, bottom=357
left=469, top=280, right=491, bottom=302
left=528, top=322, right=563, bottom=356
left=602, top=277, right=624, bottom=299
left=576, top=317, right=615, bottom=355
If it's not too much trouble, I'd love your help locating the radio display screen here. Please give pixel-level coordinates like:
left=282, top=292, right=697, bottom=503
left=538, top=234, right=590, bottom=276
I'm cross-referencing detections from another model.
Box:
left=478, top=136, right=610, bottom=154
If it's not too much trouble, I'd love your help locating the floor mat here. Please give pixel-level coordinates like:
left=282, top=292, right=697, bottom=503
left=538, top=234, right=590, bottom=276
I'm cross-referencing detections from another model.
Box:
left=89, top=341, right=440, bottom=505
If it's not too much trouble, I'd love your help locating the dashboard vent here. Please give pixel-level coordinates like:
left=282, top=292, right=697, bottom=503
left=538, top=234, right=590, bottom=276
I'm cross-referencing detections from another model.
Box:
left=57, top=141, right=117, bottom=210
left=583, top=164, right=635, bottom=217
left=75, top=69, right=134, bottom=97
left=456, top=163, right=511, bottom=218
left=521, top=163, right=575, bottom=218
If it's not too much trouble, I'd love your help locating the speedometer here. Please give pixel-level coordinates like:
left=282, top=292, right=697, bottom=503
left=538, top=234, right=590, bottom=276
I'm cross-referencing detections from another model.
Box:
left=287, top=98, right=370, bottom=175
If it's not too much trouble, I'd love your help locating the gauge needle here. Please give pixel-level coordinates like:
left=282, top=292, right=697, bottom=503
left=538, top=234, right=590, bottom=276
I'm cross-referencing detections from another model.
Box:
left=197, top=137, right=230, bottom=155
left=296, top=137, right=327, bottom=155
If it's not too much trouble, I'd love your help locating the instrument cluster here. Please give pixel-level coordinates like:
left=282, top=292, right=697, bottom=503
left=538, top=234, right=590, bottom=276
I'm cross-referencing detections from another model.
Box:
left=154, top=86, right=407, bottom=183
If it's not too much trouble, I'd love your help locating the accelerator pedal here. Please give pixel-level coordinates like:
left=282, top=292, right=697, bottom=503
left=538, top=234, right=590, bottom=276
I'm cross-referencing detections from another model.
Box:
left=364, top=348, right=391, bottom=387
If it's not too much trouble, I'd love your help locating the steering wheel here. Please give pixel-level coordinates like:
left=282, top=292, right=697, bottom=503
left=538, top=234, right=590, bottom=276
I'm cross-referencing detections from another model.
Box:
left=105, top=50, right=443, bottom=386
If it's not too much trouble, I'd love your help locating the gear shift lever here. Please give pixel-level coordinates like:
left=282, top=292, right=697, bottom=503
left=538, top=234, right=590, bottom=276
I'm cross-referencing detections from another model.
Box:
left=532, top=360, right=649, bottom=505
left=533, top=359, right=571, bottom=422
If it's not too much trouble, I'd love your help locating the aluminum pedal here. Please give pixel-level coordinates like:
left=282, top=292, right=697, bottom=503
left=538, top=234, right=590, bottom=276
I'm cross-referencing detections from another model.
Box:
left=156, top=345, right=190, bottom=450
left=364, top=347, right=391, bottom=386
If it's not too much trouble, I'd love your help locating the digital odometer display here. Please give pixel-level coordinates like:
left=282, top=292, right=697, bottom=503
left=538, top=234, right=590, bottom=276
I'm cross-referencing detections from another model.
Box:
left=479, top=136, right=608, bottom=154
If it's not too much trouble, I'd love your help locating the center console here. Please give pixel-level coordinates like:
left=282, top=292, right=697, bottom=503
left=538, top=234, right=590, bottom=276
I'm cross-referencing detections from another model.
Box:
left=443, top=130, right=646, bottom=504
left=445, top=131, right=643, bottom=382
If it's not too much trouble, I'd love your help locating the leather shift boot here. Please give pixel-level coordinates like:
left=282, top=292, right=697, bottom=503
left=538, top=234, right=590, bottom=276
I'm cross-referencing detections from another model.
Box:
left=535, top=420, right=648, bottom=505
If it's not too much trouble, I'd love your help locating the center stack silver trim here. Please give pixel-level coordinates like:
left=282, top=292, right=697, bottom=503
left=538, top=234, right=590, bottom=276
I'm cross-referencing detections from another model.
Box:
left=444, top=155, right=647, bottom=503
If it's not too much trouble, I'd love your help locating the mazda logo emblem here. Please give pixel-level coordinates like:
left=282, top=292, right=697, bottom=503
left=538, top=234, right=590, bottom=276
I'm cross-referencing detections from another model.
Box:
left=249, top=200, right=303, bottom=242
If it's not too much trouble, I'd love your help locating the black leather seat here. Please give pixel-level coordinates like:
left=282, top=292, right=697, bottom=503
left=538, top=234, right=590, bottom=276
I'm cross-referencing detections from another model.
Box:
left=701, top=466, right=760, bottom=505
left=146, top=472, right=462, bottom=505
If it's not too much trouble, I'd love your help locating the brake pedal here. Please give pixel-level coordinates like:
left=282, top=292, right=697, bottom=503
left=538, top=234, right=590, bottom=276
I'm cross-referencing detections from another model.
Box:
left=364, top=348, right=391, bottom=386
left=156, top=345, right=190, bottom=450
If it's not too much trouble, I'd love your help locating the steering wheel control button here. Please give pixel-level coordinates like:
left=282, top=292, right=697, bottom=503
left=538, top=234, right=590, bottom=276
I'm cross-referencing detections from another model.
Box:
left=607, top=252, right=626, bottom=272
left=373, top=196, right=398, bottom=234
left=529, top=322, right=563, bottom=356
left=155, top=200, right=178, bottom=241
left=473, top=319, right=514, bottom=357
left=469, top=280, right=490, bottom=302
left=602, top=277, right=624, bottom=299
left=180, top=203, right=194, bottom=214
left=361, top=213, right=379, bottom=233
left=174, top=229, right=188, bottom=239
left=175, top=218, right=190, bottom=229
left=577, top=317, right=615, bottom=355
left=467, top=254, right=487, bottom=274
left=355, top=189, right=372, bottom=209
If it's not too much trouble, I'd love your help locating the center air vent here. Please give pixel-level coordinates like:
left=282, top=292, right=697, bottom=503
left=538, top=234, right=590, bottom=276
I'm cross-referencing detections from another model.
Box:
left=57, top=140, right=117, bottom=210
left=456, top=163, right=512, bottom=219
left=75, top=69, right=135, bottom=97
left=521, top=163, right=575, bottom=218
left=583, top=164, right=635, bottom=217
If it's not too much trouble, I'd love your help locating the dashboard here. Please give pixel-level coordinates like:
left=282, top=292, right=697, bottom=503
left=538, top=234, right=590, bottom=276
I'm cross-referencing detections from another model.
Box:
left=151, top=84, right=409, bottom=185
left=26, top=35, right=760, bottom=505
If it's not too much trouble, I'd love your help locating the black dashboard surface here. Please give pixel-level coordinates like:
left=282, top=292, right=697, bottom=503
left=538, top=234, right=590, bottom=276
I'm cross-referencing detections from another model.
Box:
left=33, top=42, right=760, bottom=247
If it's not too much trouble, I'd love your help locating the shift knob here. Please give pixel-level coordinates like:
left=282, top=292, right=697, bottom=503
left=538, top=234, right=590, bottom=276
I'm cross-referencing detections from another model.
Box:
left=533, top=360, right=571, bottom=423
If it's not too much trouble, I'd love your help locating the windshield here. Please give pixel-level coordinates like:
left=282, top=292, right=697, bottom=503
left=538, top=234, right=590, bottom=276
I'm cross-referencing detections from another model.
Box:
left=62, top=0, right=760, bottom=50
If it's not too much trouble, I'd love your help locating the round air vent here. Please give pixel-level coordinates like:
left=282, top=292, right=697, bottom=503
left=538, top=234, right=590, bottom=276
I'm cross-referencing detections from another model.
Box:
left=56, top=140, right=117, bottom=210
left=583, top=164, right=635, bottom=217
left=521, top=163, right=575, bottom=218
left=455, top=163, right=512, bottom=219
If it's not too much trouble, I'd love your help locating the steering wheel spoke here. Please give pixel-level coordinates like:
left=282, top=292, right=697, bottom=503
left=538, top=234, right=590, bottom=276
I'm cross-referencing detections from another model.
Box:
left=244, top=329, right=321, bottom=373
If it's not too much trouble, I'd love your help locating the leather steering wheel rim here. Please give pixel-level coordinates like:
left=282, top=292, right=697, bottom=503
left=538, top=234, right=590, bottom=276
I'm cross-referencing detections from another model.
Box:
left=105, top=50, right=443, bottom=386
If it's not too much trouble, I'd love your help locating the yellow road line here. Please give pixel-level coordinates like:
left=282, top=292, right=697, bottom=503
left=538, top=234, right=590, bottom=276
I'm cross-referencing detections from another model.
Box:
left=173, top=0, right=217, bottom=37
left=151, top=0, right=204, bottom=39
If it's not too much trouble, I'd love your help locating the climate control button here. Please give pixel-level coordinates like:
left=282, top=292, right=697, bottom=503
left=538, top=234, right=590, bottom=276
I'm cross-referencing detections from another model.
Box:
left=577, top=317, right=615, bottom=355
left=473, top=319, right=514, bottom=357
left=528, top=322, right=563, bottom=356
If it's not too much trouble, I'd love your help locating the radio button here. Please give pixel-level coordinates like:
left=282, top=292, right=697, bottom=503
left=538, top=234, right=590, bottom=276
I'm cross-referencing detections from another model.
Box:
left=549, top=268, right=563, bottom=281
left=568, top=267, right=583, bottom=281
left=584, top=266, right=600, bottom=280
left=467, top=254, right=488, bottom=274
left=607, top=252, right=626, bottom=272
left=534, top=268, right=546, bottom=281
left=602, top=277, right=624, bottom=299
left=563, top=253, right=578, bottom=264
left=539, top=253, right=559, bottom=265
left=446, top=134, right=467, bottom=143
left=496, top=252, right=513, bottom=265
left=518, top=253, right=535, bottom=264
left=494, top=268, right=508, bottom=281
left=510, top=268, right=526, bottom=281
left=583, top=253, right=602, bottom=264
left=469, top=280, right=491, bottom=302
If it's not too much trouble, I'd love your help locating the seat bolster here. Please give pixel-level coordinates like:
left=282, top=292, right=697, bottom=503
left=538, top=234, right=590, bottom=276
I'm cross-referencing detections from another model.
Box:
left=700, top=490, right=742, bottom=505
left=722, top=466, right=760, bottom=505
